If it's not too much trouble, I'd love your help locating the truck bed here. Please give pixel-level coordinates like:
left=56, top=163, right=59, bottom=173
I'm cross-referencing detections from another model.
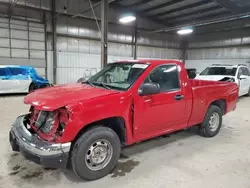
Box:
left=188, top=79, right=238, bottom=126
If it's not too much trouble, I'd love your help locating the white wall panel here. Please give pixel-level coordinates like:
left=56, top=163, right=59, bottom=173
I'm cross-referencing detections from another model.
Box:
left=30, top=41, right=45, bottom=50
left=0, top=28, right=9, bottom=37
left=11, top=39, right=28, bottom=49
left=57, top=51, right=133, bottom=84
left=30, top=32, right=45, bottom=41
left=12, top=49, right=29, bottom=58
left=0, top=48, right=10, bottom=57
left=11, top=30, right=28, bottom=39
left=30, top=50, right=45, bottom=59
left=0, top=38, right=10, bottom=47
left=138, top=46, right=181, bottom=59
left=57, top=51, right=101, bottom=84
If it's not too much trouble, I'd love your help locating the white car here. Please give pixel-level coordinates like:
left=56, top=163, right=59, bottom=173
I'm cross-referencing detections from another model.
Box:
left=0, top=65, right=50, bottom=94
left=196, top=64, right=250, bottom=97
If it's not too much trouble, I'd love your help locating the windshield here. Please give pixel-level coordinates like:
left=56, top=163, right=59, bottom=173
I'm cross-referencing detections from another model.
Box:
left=200, top=67, right=237, bottom=76
left=88, top=63, right=149, bottom=90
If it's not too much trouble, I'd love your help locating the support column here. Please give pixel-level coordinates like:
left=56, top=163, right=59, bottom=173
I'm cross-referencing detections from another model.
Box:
left=181, top=40, right=188, bottom=65
left=101, top=0, right=108, bottom=68
left=52, top=0, right=57, bottom=84
left=133, top=20, right=138, bottom=60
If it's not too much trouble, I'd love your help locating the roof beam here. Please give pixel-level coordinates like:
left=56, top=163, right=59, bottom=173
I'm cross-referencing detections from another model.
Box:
left=132, top=0, right=154, bottom=7
left=212, top=0, right=243, bottom=13
left=153, top=0, right=213, bottom=18
left=114, top=0, right=154, bottom=7
left=165, top=5, right=222, bottom=21
left=140, top=0, right=185, bottom=13
left=174, top=10, right=231, bottom=25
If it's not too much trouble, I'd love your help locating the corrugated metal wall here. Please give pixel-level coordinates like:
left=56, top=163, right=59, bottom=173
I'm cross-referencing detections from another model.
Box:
left=0, top=0, right=182, bottom=84
left=0, top=17, right=46, bottom=76
left=186, top=29, right=250, bottom=72
left=45, top=14, right=181, bottom=84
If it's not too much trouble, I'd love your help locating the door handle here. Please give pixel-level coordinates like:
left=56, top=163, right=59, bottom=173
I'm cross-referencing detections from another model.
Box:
left=174, top=94, right=184, bottom=101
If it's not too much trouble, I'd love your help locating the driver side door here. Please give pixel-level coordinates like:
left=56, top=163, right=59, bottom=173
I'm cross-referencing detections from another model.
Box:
left=133, top=64, right=187, bottom=140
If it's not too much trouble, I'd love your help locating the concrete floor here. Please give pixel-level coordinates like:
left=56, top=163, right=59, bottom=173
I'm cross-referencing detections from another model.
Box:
left=0, top=95, right=250, bottom=188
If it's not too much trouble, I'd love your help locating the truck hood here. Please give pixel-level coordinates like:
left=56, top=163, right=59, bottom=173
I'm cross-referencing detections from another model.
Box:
left=195, top=75, right=234, bottom=81
left=24, top=84, right=120, bottom=111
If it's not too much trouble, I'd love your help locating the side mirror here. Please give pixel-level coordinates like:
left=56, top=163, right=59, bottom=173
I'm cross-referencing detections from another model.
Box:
left=138, top=82, right=160, bottom=96
left=240, top=75, right=247, bottom=80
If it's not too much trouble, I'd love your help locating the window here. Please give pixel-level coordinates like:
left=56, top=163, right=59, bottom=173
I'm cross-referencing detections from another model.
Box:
left=237, top=67, right=244, bottom=79
left=200, top=67, right=237, bottom=76
left=88, top=63, right=149, bottom=90
left=9, top=67, right=25, bottom=76
left=242, top=67, right=250, bottom=76
left=0, top=68, right=6, bottom=76
left=144, top=65, right=180, bottom=92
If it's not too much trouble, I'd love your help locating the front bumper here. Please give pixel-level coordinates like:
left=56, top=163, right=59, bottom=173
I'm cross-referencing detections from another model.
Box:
left=9, top=115, right=71, bottom=168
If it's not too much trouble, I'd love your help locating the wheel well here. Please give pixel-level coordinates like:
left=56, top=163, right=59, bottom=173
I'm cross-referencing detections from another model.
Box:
left=210, top=99, right=226, bottom=114
left=74, top=117, right=126, bottom=146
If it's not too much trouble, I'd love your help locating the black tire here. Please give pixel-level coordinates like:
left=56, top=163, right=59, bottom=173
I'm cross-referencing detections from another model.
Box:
left=28, top=83, right=37, bottom=93
left=199, top=105, right=222, bottom=137
left=71, top=126, right=121, bottom=181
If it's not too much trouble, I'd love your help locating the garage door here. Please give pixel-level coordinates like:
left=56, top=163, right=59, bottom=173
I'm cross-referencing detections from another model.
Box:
left=0, top=17, right=46, bottom=77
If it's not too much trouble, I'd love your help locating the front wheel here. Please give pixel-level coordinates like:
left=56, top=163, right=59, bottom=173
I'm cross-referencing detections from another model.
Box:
left=199, top=105, right=222, bottom=137
left=71, top=126, right=121, bottom=181
left=28, top=83, right=37, bottom=93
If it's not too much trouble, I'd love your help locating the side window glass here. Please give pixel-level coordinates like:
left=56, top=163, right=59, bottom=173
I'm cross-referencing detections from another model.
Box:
left=9, top=68, right=25, bottom=76
left=0, top=68, right=6, bottom=76
left=243, top=67, right=250, bottom=76
left=144, top=65, right=180, bottom=92
left=237, top=68, right=243, bottom=79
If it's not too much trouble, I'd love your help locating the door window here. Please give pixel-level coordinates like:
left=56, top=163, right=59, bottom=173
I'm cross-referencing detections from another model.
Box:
left=144, top=65, right=180, bottom=92
left=0, top=68, right=6, bottom=76
left=242, top=67, right=250, bottom=76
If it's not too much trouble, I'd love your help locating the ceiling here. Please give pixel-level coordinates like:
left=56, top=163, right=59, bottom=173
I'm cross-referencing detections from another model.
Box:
left=111, top=0, right=250, bottom=34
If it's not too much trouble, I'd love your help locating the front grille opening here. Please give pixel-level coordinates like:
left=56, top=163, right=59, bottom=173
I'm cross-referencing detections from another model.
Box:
left=23, top=114, right=36, bottom=134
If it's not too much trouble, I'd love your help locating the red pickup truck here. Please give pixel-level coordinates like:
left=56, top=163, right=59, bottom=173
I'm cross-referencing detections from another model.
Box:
left=9, top=59, right=238, bottom=180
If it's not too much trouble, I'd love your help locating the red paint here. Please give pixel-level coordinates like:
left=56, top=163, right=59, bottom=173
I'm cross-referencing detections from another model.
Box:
left=24, top=59, right=238, bottom=145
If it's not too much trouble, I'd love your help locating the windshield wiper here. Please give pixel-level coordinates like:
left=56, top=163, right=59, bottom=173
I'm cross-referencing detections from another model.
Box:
left=83, top=80, right=95, bottom=87
left=98, top=83, right=112, bottom=90
left=91, top=82, right=111, bottom=90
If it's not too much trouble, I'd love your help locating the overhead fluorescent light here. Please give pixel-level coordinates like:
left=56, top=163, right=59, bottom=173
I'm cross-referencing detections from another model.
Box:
left=177, top=28, right=193, bottom=35
left=119, top=15, right=136, bottom=23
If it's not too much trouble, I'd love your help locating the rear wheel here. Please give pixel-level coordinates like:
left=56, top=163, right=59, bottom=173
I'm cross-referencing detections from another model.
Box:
left=199, top=105, right=222, bottom=137
left=71, top=126, right=121, bottom=181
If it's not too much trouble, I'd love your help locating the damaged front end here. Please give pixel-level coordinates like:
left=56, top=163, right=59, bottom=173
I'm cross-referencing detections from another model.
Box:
left=28, top=106, right=69, bottom=142
left=9, top=106, right=71, bottom=168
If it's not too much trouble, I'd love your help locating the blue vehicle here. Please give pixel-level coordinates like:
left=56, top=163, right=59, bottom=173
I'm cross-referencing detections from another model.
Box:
left=0, top=65, right=50, bottom=94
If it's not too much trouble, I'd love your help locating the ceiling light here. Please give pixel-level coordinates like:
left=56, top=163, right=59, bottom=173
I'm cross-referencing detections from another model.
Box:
left=177, top=28, right=193, bottom=35
left=119, top=15, right=136, bottom=23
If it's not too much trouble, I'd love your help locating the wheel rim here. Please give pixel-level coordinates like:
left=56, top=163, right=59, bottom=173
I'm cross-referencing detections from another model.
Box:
left=209, top=112, right=220, bottom=131
left=85, top=139, right=113, bottom=171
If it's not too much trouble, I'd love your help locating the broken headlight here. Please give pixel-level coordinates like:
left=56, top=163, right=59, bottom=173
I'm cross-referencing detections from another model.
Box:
left=41, top=112, right=56, bottom=134
left=35, top=111, right=49, bottom=128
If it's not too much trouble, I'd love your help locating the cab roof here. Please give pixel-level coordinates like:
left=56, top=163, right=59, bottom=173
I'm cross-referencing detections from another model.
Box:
left=116, top=59, right=183, bottom=66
